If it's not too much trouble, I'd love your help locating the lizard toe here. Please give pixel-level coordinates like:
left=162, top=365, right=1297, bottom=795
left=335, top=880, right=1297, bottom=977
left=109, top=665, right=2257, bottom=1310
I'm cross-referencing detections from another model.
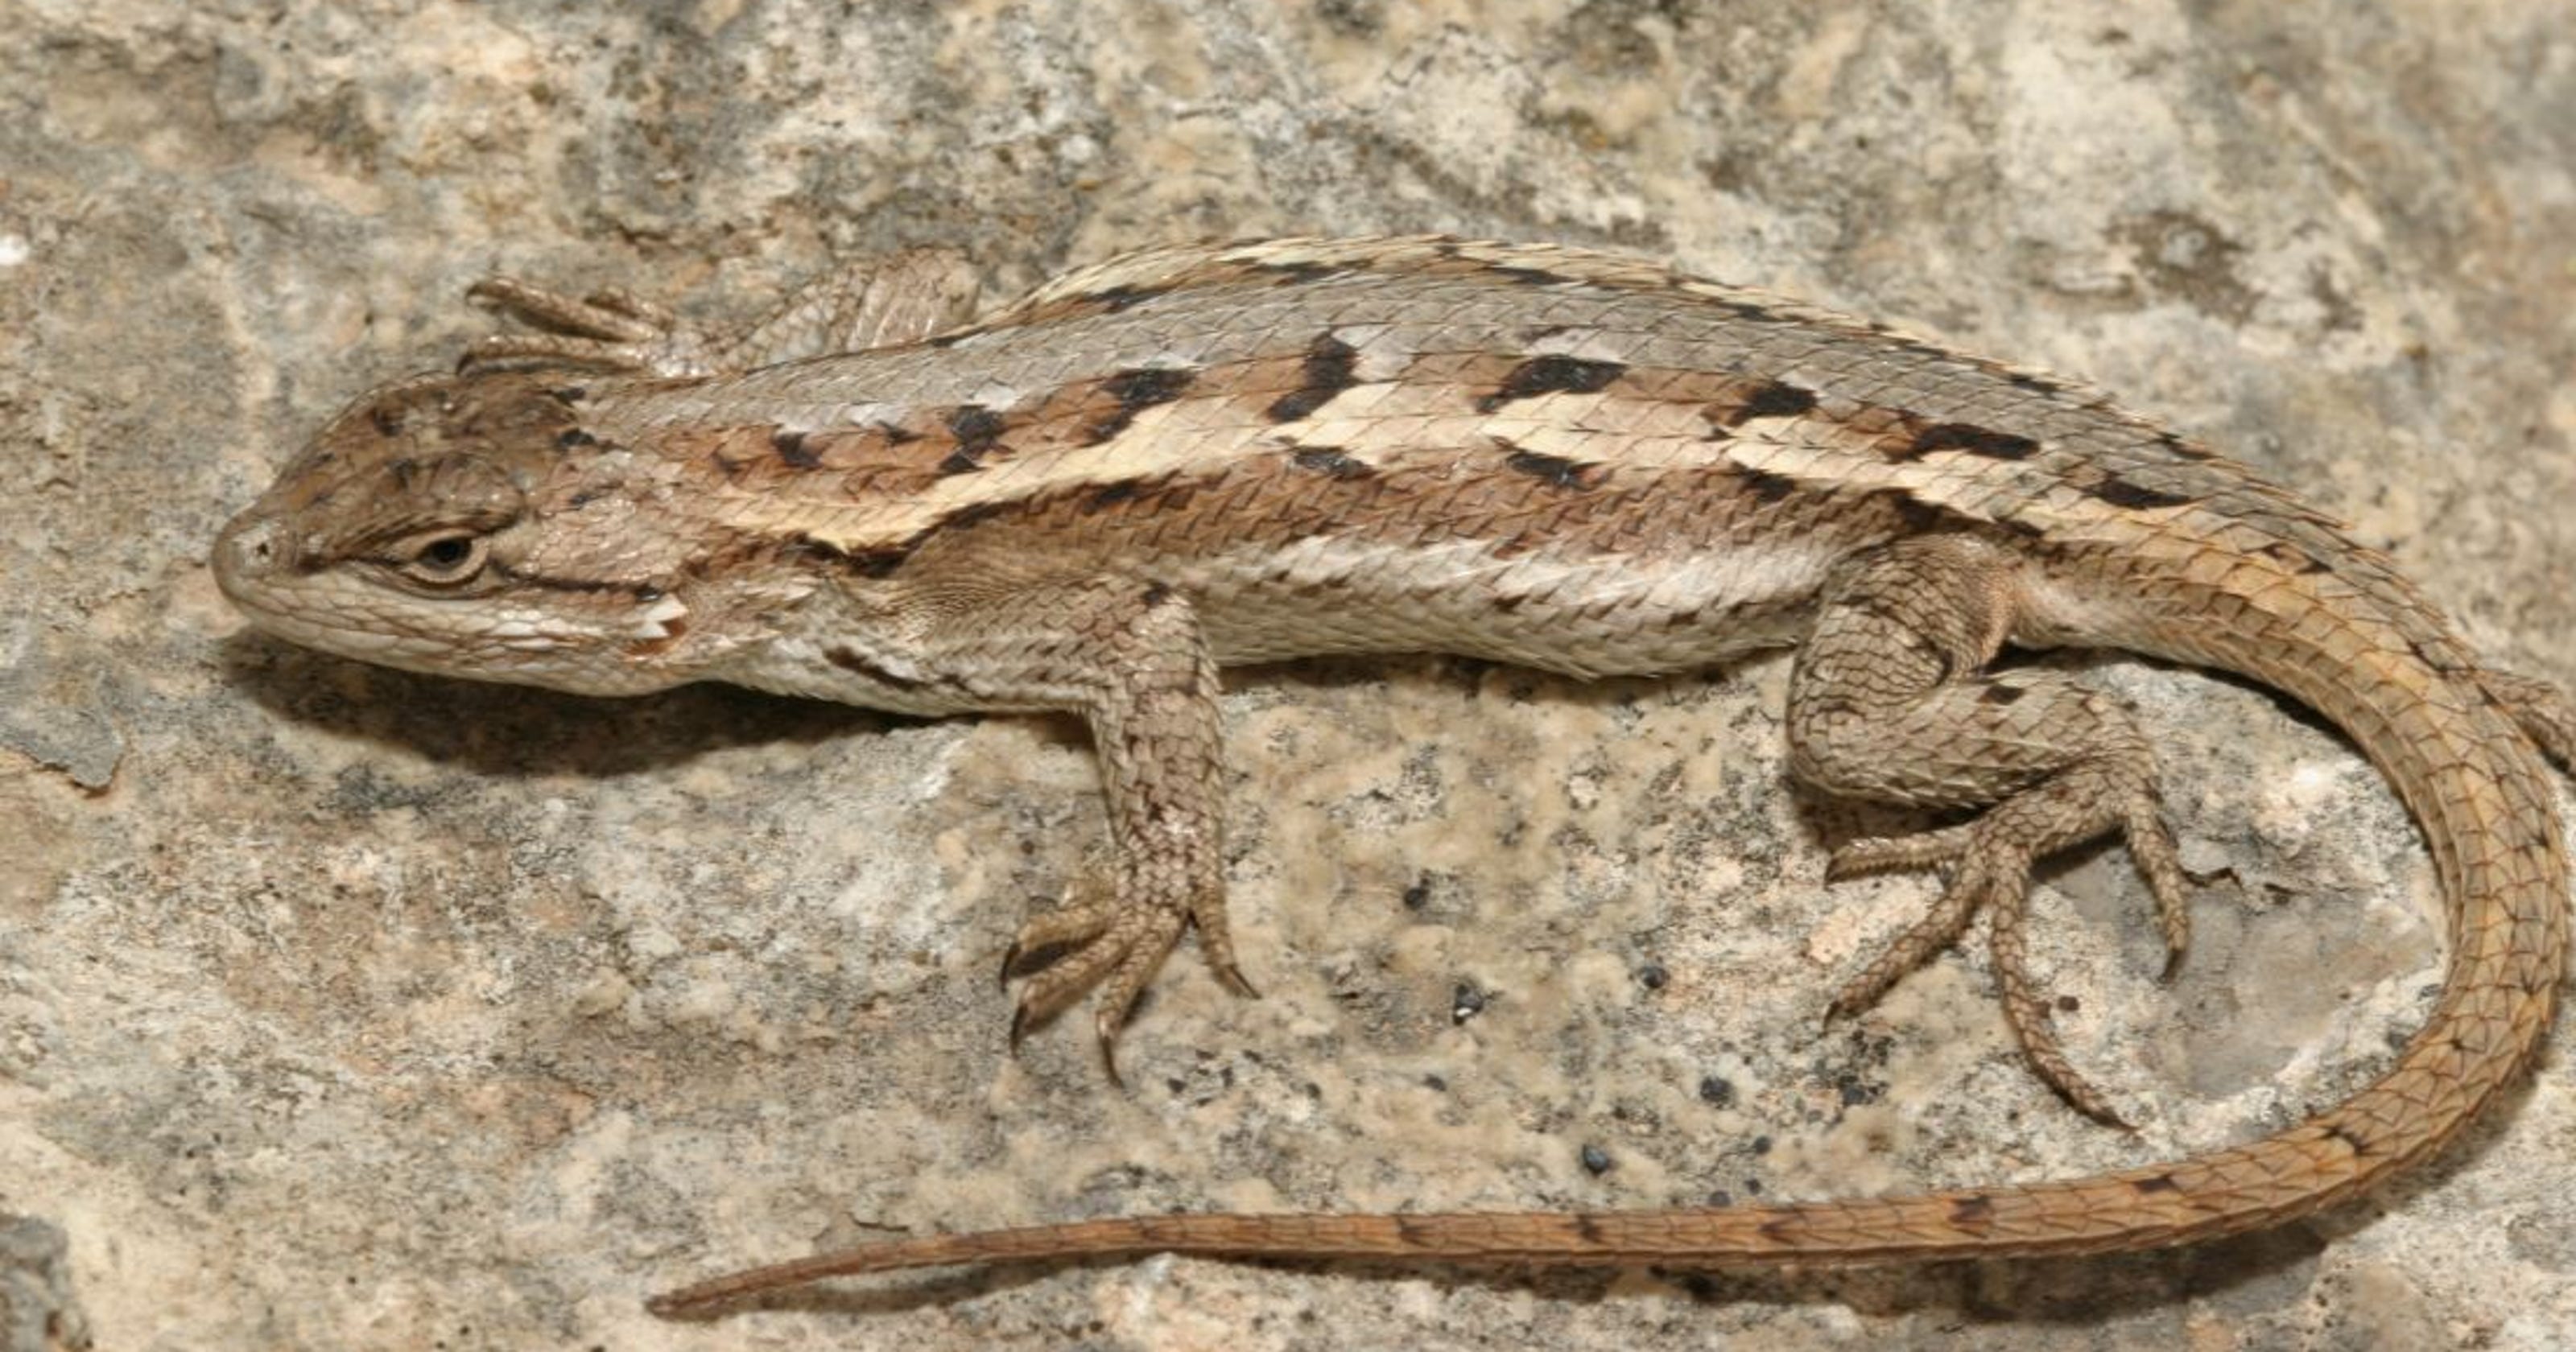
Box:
left=1004, top=900, right=1189, bottom=1072
left=1982, top=850, right=2132, bottom=1127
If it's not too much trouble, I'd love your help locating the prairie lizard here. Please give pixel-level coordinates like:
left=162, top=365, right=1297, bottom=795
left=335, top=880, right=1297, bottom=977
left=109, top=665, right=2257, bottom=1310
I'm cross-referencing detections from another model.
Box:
left=208, top=237, right=2571, bottom=1313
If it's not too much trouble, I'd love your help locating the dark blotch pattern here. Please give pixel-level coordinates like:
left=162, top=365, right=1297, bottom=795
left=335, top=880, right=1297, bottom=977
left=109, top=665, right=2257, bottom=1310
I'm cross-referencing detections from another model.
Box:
left=1876, top=490, right=1971, bottom=535
left=940, top=405, right=1007, bottom=475
left=1087, top=478, right=1148, bottom=513
left=1085, top=366, right=1199, bottom=444
left=2090, top=476, right=2196, bottom=510
left=1740, top=468, right=1799, bottom=503
left=1254, top=258, right=1342, bottom=285
left=770, top=428, right=821, bottom=469
left=1475, top=354, right=1628, bottom=413
left=1906, top=422, right=2041, bottom=461
left=1089, top=283, right=1166, bottom=312
left=847, top=546, right=912, bottom=579
left=1102, top=367, right=1198, bottom=410
left=1728, top=380, right=1818, bottom=425
left=1290, top=445, right=1373, bottom=479
left=1266, top=334, right=1363, bottom=422
left=1501, top=444, right=1596, bottom=490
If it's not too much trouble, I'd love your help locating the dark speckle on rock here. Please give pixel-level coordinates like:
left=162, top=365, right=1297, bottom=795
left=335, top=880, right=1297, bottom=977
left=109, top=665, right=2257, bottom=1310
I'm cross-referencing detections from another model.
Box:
left=1451, top=981, right=1489, bottom=1024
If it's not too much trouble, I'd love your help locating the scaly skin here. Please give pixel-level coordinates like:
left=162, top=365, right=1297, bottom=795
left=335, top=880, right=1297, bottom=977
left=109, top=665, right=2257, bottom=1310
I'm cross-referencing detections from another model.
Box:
left=207, top=237, right=2568, bottom=1314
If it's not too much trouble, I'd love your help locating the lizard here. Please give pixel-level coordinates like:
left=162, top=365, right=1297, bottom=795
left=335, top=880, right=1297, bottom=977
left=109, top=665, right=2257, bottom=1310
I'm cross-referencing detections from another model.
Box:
left=206, top=235, right=2572, bottom=1315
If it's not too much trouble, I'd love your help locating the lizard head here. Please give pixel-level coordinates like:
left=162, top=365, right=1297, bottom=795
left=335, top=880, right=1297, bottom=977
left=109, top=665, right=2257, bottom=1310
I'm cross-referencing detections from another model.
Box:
left=213, top=372, right=705, bottom=695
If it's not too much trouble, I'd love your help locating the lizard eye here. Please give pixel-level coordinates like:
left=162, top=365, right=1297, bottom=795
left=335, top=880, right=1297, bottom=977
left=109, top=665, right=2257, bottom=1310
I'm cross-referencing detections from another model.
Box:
left=398, top=534, right=489, bottom=585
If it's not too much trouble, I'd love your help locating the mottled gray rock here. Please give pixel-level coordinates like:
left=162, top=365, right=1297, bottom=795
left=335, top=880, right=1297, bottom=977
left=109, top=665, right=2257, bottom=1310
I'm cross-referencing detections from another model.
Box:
left=2, top=2, right=2571, bottom=1349
left=0, top=1217, right=88, bottom=1352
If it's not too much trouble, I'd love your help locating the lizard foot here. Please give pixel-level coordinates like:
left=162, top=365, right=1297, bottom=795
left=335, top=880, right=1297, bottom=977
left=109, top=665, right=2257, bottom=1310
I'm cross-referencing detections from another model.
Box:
left=1826, top=830, right=2128, bottom=1125
left=460, top=277, right=714, bottom=376
left=998, top=851, right=1256, bottom=1084
left=1815, top=744, right=2186, bottom=1128
left=1002, top=891, right=1212, bottom=1088
left=1790, top=537, right=2190, bottom=1127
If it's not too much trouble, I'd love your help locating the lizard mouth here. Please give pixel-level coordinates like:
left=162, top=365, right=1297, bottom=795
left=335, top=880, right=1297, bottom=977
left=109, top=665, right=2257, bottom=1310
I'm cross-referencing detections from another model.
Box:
left=212, top=508, right=462, bottom=667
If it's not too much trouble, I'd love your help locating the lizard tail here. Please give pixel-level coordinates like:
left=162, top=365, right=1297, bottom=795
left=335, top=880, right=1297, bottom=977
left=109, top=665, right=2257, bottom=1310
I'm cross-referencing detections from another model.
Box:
left=649, top=595, right=2566, bottom=1316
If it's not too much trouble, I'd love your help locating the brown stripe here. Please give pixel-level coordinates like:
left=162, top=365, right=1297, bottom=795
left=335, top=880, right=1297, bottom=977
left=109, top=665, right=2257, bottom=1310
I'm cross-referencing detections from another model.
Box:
left=873, top=439, right=1996, bottom=576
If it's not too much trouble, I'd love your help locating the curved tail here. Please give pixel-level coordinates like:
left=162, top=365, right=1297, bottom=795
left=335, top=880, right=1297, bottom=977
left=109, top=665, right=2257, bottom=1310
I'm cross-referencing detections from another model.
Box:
left=650, top=587, right=2566, bottom=1316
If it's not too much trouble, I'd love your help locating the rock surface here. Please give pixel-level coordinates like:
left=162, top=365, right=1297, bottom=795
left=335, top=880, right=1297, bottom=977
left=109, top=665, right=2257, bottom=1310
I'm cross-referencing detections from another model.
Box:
left=0, top=1216, right=89, bottom=1352
left=2, top=2, right=2572, bottom=1348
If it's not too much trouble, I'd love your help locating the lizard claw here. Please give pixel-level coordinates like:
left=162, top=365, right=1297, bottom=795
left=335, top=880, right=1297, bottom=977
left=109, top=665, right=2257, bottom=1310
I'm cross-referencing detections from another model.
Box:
left=999, top=847, right=1251, bottom=1073
left=1003, top=901, right=1185, bottom=1053
left=1095, top=1012, right=1125, bottom=1090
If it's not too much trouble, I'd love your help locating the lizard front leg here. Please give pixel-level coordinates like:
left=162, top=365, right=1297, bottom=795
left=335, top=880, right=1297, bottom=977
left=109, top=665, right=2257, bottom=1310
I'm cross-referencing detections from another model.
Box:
left=1787, top=534, right=2190, bottom=1126
left=818, top=571, right=1252, bottom=1079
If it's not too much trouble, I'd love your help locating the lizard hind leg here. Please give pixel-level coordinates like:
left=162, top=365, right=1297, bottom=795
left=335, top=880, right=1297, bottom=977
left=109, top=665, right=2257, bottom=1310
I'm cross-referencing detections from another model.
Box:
left=1786, top=535, right=2190, bottom=1127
